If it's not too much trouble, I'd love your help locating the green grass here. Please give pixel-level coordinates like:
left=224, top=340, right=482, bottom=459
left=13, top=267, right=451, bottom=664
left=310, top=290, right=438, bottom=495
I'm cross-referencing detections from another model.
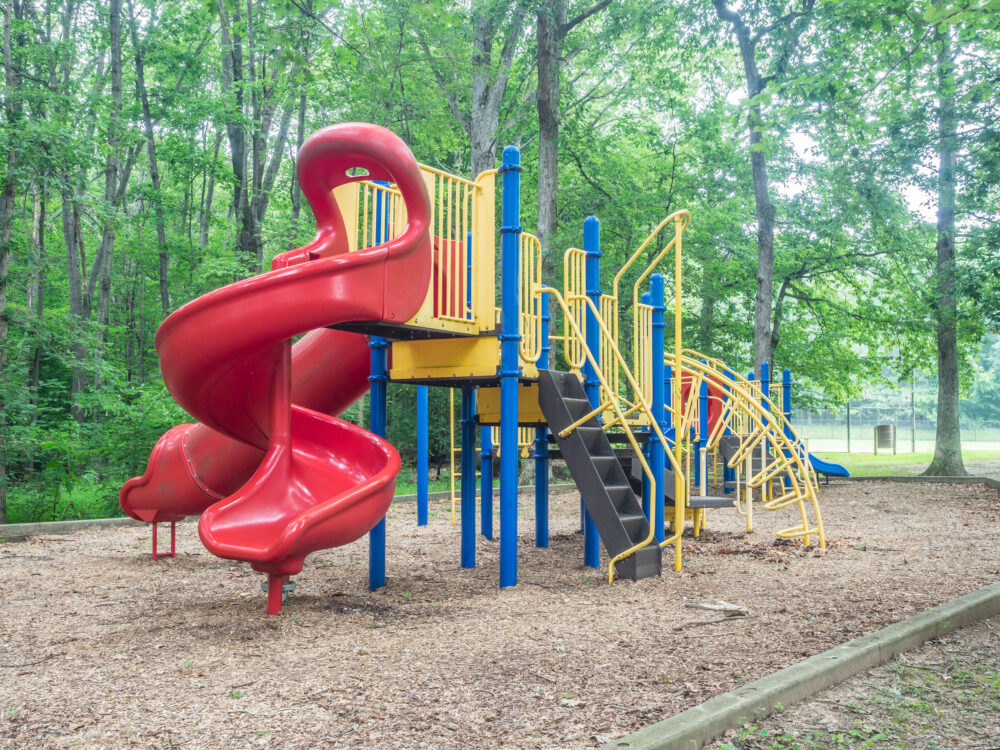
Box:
left=831, top=450, right=999, bottom=477
left=393, top=475, right=453, bottom=496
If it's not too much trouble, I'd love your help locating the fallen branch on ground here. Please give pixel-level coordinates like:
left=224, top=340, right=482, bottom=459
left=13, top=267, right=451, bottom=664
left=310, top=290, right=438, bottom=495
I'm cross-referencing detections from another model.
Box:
left=684, top=600, right=749, bottom=616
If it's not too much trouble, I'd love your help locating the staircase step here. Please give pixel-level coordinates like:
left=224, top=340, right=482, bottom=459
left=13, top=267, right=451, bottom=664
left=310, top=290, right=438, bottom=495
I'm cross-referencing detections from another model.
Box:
left=590, top=455, right=620, bottom=482
left=615, top=544, right=661, bottom=581
left=539, top=369, right=652, bottom=564
left=561, top=396, right=592, bottom=419
left=618, top=513, right=649, bottom=541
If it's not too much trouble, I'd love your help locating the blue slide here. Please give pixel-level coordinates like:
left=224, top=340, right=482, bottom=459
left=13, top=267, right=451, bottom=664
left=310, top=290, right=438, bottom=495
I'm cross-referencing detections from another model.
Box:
left=809, top=454, right=849, bottom=483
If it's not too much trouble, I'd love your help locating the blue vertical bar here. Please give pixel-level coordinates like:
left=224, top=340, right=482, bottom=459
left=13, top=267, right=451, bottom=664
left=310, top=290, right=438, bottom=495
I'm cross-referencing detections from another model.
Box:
left=480, top=425, right=493, bottom=539
left=535, top=292, right=551, bottom=548
left=782, top=367, right=793, bottom=489
left=641, top=433, right=651, bottom=520
left=760, top=361, right=771, bottom=463
left=650, top=274, right=666, bottom=543
left=368, top=336, right=389, bottom=590
left=498, top=146, right=521, bottom=589
left=417, top=385, right=429, bottom=525
left=374, top=180, right=389, bottom=244
left=697, top=368, right=708, bottom=489
left=461, top=387, right=476, bottom=568
left=640, top=291, right=652, bottom=521
left=582, top=215, right=601, bottom=569
left=722, top=366, right=735, bottom=492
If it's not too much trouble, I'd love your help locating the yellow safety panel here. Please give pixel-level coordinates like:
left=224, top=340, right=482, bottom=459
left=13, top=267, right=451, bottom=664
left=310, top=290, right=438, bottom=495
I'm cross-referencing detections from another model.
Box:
left=390, top=337, right=497, bottom=381
left=477, top=384, right=545, bottom=426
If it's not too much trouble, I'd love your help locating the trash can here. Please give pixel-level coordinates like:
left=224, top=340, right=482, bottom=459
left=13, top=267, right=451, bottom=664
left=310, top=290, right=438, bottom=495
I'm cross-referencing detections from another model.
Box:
left=874, top=423, right=896, bottom=455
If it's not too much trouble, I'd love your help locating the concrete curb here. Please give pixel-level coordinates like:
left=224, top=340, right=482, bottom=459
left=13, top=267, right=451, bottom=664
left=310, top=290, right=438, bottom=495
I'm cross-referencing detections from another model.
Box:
left=838, top=475, right=1000, bottom=490
left=0, top=516, right=141, bottom=540
left=600, top=581, right=1000, bottom=750
left=0, top=483, right=579, bottom=540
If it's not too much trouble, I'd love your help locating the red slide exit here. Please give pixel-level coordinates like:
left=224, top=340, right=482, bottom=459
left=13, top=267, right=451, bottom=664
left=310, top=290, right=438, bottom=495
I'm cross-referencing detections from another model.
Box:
left=120, top=123, right=431, bottom=614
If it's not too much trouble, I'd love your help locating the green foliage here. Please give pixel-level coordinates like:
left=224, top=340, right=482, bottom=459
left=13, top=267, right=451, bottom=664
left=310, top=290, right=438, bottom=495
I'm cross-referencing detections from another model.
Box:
left=1, top=0, right=997, bottom=521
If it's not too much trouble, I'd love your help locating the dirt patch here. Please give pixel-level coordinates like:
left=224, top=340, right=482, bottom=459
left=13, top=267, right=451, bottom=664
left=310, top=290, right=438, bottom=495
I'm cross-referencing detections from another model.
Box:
left=1, top=480, right=998, bottom=749
left=708, top=616, right=1000, bottom=749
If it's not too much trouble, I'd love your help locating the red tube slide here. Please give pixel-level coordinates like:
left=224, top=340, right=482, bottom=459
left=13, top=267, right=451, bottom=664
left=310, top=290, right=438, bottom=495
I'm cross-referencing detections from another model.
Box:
left=120, top=123, right=431, bottom=613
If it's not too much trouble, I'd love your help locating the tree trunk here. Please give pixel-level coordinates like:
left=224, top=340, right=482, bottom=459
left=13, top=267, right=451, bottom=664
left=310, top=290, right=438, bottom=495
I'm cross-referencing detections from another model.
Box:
left=62, top=183, right=86, bottom=422
left=199, top=131, right=223, bottom=249
left=0, top=0, right=21, bottom=523
left=126, top=1, right=170, bottom=315
left=289, top=87, right=307, bottom=249
left=535, top=0, right=611, bottom=255
left=28, top=184, right=44, bottom=416
left=923, top=24, right=965, bottom=477
left=469, top=2, right=525, bottom=176
left=217, top=0, right=253, bottom=273
left=91, top=0, right=126, bottom=388
left=535, top=0, right=565, bottom=256
left=714, top=1, right=788, bottom=375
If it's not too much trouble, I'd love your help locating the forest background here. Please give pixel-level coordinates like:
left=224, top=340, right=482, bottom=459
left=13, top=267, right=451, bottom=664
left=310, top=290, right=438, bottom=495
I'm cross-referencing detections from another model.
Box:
left=0, top=0, right=998, bottom=523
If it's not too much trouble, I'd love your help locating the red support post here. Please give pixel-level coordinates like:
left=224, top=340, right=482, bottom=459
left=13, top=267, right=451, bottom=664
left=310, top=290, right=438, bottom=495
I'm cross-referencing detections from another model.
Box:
left=170, top=521, right=176, bottom=558
left=266, top=574, right=288, bottom=616
left=151, top=522, right=158, bottom=561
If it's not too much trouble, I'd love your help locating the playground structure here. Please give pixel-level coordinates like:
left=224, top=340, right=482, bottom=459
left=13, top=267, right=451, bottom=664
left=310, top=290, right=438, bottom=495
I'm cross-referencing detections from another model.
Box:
left=121, top=122, right=844, bottom=614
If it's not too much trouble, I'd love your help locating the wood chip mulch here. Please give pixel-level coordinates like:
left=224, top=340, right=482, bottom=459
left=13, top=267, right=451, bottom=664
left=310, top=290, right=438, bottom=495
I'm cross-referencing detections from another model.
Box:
left=1, top=479, right=998, bottom=749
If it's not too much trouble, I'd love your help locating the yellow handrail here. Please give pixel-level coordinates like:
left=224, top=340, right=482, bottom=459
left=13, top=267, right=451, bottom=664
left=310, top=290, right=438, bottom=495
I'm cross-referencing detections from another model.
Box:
left=675, top=352, right=825, bottom=547
left=519, top=232, right=544, bottom=364
left=538, top=286, right=689, bottom=581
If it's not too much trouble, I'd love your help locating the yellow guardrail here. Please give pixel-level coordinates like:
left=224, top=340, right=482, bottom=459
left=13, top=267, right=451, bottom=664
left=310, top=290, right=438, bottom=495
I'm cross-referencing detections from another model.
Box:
left=335, top=165, right=497, bottom=336
left=519, top=232, right=544, bottom=364
left=677, top=351, right=825, bottom=548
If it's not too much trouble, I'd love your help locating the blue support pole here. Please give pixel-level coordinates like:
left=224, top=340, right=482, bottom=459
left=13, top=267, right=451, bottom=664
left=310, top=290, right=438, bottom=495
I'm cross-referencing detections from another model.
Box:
left=498, top=146, right=521, bottom=589
left=697, top=367, right=709, bottom=490
left=368, top=336, right=389, bottom=590
left=722, top=367, right=735, bottom=492
left=374, top=180, right=390, bottom=244
left=535, top=292, right=551, bottom=548
left=641, top=432, right=651, bottom=520
left=480, top=425, right=493, bottom=539
left=650, top=274, right=667, bottom=543
left=582, top=216, right=602, bottom=569
left=782, top=367, right=793, bottom=489
left=760, top=361, right=771, bottom=466
left=640, top=291, right=652, bottom=521
left=461, top=387, right=476, bottom=568
left=417, top=385, right=429, bottom=526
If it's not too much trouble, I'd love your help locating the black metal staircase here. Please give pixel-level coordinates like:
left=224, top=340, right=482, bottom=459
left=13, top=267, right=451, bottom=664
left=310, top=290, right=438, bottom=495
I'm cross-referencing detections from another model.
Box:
left=538, top=370, right=661, bottom=580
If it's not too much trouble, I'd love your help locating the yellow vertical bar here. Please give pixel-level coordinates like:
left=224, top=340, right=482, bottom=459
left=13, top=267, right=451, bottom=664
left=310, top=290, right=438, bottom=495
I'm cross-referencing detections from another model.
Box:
left=673, top=214, right=683, bottom=571
left=462, top=184, right=469, bottom=317
left=473, top=171, right=495, bottom=330
left=445, top=176, right=453, bottom=317
left=436, top=174, right=444, bottom=319
left=332, top=183, right=359, bottom=252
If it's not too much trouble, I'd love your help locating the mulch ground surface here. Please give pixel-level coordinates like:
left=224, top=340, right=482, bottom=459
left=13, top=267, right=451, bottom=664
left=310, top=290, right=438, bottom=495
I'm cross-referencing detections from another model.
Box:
left=1, top=479, right=998, bottom=749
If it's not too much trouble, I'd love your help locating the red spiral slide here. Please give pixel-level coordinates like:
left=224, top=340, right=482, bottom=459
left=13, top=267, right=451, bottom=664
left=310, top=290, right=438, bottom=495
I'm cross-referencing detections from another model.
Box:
left=120, top=123, right=431, bottom=613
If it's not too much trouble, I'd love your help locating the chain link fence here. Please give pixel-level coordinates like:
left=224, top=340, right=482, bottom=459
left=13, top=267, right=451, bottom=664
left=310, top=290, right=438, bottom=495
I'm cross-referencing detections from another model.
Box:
left=794, top=411, right=1000, bottom=453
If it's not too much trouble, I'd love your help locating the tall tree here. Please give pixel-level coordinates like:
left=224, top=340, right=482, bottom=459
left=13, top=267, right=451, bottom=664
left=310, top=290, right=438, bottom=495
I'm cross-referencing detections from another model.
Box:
left=712, top=0, right=815, bottom=374
left=126, top=0, right=170, bottom=316
left=217, top=0, right=297, bottom=274
left=924, top=21, right=963, bottom=476
left=535, top=0, right=612, bottom=254
left=0, top=0, right=23, bottom=523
